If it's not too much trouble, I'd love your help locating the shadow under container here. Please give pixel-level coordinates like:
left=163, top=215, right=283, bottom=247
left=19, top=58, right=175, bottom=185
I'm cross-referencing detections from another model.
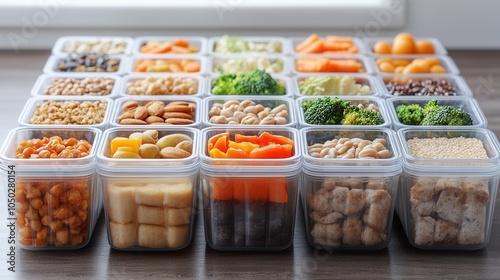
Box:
left=97, top=127, right=199, bottom=251
left=200, top=127, right=301, bottom=251
left=396, top=128, right=500, bottom=250
left=0, top=127, right=103, bottom=250
left=300, top=127, right=402, bottom=251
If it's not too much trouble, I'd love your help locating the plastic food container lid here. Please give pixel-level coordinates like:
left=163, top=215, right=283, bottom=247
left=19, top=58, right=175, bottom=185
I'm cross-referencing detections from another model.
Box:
left=51, top=36, right=134, bottom=56
left=206, top=73, right=293, bottom=97
left=370, top=55, right=460, bottom=75
left=291, top=54, right=374, bottom=75
left=208, top=36, right=291, bottom=56
left=289, top=36, right=367, bottom=54
left=132, top=36, right=208, bottom=56
left=31, top=73, right=122, bottom=99
left=293, top=73, right=384, bottom=98
left=119, top=73, right=206, bottom=97
left=43, top=54, right=128, bottom=76
left=208, top=54, right=290, bottom=76
left=199, top=127, right=301, bottom=175
left=0, top=127, right=101, bottom=174
left=363, top=36, right=448, bottom=56
left=125, top=55, right=207, bottom=75
left=300, top=127, right=402, bottom=175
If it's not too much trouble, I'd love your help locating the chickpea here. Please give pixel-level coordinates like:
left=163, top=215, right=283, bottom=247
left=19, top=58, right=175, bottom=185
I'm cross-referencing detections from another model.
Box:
left=243, top=106, right=257, bottom=115
left=240, top=100, right=255, bottom=108
left=223, top=100, right=240, bottom=108
left=275, top=117, right=287, bottom=125
left=220, top=109, right=234, bottom=118
left=214, top=116, right=227, bottom=124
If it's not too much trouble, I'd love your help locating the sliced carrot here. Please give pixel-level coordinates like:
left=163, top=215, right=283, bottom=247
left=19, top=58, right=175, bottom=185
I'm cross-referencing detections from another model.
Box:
left=171, top=45, right=191, bottom=54
left=233, top=180, right=268, bottom=202
left=150, top=42, right=172, bottom=54
left=327, top=59, right=361, bottom=73
left=174, top=38, right=190, bottom=48
left=296, top=59, right=322, bottom=72
left=258, top=132, right=294, bottom=146
left=235, top=134, right=260, bottom=144
left=296, top=34, right=320, bottom=52
left=169, top=63, right=182, bottom=73
left=323, top=41, right=352, bottom=51
left=210, top=178, right=233, bottom=200
left=297, top=40, right=325, bottom=54
left=268, top=178, right=288, bottom=203
left=140, top=42, right=160, bottom=53
left=249, top=144, right=290, bottom=159
left=135, top=59, right=155, bottom=72
left=208, top=132, right=229, bottom=152
left=347, top=46, right=359, bottom=53
left=226, top=147, right=250, bottom=158
left=183, top=61, right=200, bottom=72
left=325, top=36, right=354, bottom=43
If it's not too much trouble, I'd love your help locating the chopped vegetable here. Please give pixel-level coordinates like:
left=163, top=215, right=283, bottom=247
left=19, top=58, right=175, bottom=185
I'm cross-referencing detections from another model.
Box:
left=211, top=70, right=286, bottom=95
left=214, top=35, right=282, bottom=54
left=299, top=75, right=371, bottom=96
left=134, top=59, right=200, bottom=73
left=396, top=100, right=473, bottom=126
left=296, top=34, right=359, bottom=54
left=213, top=57, right=284, bottom=74
left=140, top=38, right=199, bottom=54
left=296, top=56, right=363, bottom=73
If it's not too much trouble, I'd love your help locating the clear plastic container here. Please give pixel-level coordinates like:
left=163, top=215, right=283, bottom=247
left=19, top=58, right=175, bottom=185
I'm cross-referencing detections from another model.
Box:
left=289, top=36, right=366, bottom=55
left=52, top=36, right=134, bottom=56
left=132, top=36, right=207, bottom=55
left=31, top=73, right=122, bottom=99
left=396, top=128, right=500, bottom=250
left=0, top=127, right=103, bottom=250
left=208, top=36, right=291, bottom=56
left=119, top=74, right=205, bottom=97
left=291, top=54, right=374, bottom=75
left=294, top=73, right=383, bottom=97
left=97, top=127, right=199, bottom=251
left=110, top=96, right=201, bottom=128
left=199, top=127, right=301, bottom=251
left=296, top=96, right=391, bottom=129
left=377, top=74, right=473, bottom=98
left=43, top=55, right=127, bottom=76
left=370, top=55, right=459, bottom=75
left=363, top=36, right=448, bottom=56
left=386, top=96, right=487, bottom=131
left=126, top=55, right=206, bottom=75
left=208, top=54, right=290, bottom=76
left=300, top=127, right=402, bottom=250
left=206, top=74, right=293, bottom=97
left=19, top=96, right=113, bottom=130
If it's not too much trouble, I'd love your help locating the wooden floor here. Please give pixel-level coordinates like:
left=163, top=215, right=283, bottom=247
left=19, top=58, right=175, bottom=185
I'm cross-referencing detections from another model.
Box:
left=1, top=50, right=500, bottom=279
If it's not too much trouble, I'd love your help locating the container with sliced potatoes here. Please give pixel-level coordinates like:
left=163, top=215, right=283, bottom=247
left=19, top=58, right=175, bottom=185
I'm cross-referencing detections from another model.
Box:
left=97, top=127, right=199, bottom=250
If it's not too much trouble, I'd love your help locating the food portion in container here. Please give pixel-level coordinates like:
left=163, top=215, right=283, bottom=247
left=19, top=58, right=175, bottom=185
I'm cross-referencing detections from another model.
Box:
left=208, top=99, right=288, bottom=125
left=301, top=97, right=383, bottom=126
left=15, top=136, right=92, bottom=159
left=56, top=54, right=121, bottom=73
left=299, top=75, right=372, bottom=96
left=307, top=137, right=390, bottom=159
left=212, top=57, right=284, bottom=74
left=395, top=100, right=472, bottom=126
left=372, top=32, right=436, bottom=55
left=211, top=70, right=286, bottom=96
left=30, top=100, right=108, bottom=125
left=116, top=100, right=196, bottom=126
left=213, top=35, right=282, bottom=54
left=296, top=56, right=365, bottom=73
left=139, top=38, right=199, bottom=54
left=385, top=78, right=457, bottom=97
left=376, top=57, right=447, bottom=74
left=43, top=77, right=115, bottom=96
left=295, top=34, right=359, bottom=54
left=126, top=76, right=198, bottom=95
left=133, top=58, right=201, bottom=73
left=62, top=39, right=128, bottom=54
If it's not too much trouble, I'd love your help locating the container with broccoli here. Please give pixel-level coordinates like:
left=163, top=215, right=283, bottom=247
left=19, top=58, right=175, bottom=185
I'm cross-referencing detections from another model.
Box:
left=299, top=96, right=386, bottom=126
left=211, top=69, right=287, bottom=96
left=395, top=99, right=473, bottom=126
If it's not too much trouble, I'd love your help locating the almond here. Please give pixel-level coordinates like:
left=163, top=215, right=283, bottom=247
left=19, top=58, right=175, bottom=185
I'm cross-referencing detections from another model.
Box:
left=167, top=101, right=190, bottom=106
left=118, top=109, right=135, bottom=121
left=120, top=118, right=148, bottom=125
left=176, top=140, right=193, bottom=153
left=163, top=112, right=193, bottom=120
left=160, top=147, right=191, bottom=159
left=165, top=118, right=194, bottom=125
left=134, top=106, right=148, bottom=120
left=145, top=115, right=164, bottom=124
left=147, top=101, right=165, bottom=117
left=122, top=101, right=139, bottom=111
left=164, top=105, right=193, bottom=113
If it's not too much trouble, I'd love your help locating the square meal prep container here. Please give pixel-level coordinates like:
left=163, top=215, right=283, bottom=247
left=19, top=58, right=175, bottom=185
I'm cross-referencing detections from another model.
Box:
left=296, top=96, right=391, bottom=129
left=363, top=36, right=448, bottom=56
left=132, top=36, right=207, bottom=55
left=119, top=74, right=205, bottom=97
left=300, top=127, right=402, bottom=250
left=291, top=54, right=374, bottom=75
left=377, top=74, right=473, bottom=98
left=206, top=74, right=293, bottom=97
left=202, top=96, right=296, bottom=127
left=126, top=55, right=207, bottom=75
left=370, top=55, right=459, bottom=75
left=294, top=73, right=383, bottom=97
left=31, top=73, right=122, bottom=99
left=43, top=54, right=128, bottom=76
left=289, top=36, right=367, bottom=55
left=199, top=127, right=301, bottom=251
left=19, top=96, right=113, bottom=130
left=208, top=54, right=290, bottom=76
left=396, top=128, right=500, bottom=250
left=386, top=96, right=487, bottom=131
left=0, top=127, right=103, bottom=250
left=110, top=96, right=201, bottom=128
left=97, top=127, right=199, bottom=251
left=51, top=36, right=134, bottom=56
left=208, top=36, right=291, bottom=56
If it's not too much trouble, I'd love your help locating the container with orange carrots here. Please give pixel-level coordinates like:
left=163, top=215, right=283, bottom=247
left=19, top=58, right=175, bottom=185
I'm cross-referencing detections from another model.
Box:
left=293, top=34, right=362, bottom=54
left=200, top=128, right=301, bottom=251
left=135, top=37, right=206, bottom=55
left=131, top=56, right=203, bottom=73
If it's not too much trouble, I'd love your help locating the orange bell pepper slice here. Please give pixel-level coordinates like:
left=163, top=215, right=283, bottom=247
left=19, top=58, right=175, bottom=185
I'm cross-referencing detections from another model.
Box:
left=228, top=141, right=259, bottom=154
left=208, top=132, right=229, bottom=152
left=209, top=148, right=227, bottom=158
left=257, top=132, right=294, bottom=146
left=226, top=147, right=250, bottom=158
left=233, top=180, right=269, bottom=202
left=234, top=134, right=260, bottom=145
left=249, top=144, right=293, bottom=159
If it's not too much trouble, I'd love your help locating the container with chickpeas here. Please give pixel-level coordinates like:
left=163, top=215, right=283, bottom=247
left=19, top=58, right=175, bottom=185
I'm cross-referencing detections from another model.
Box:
left=0, top=127, right=102, bottom=250
left=120, top=74, right=204, bottom=97
left=396, top=128, right=500, bottom=250
left=300, top=127, right=402, bottom=250
left=31, top=74, right=121, bottom=98
left=203, top=96, right=296, bottom=127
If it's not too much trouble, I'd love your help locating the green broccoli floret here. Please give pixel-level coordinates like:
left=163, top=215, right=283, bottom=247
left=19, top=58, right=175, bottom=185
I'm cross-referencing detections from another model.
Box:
left=341, top=109, right=384, bottom=125
left=421, top=106, right=473, bottom=126
left=302, top=97, right=350, bottom=125
left=211, top=70, right=285, bottom=95
left=423, top=99, right=440, bottom=113
left=396, top=104, right=425, bottom=125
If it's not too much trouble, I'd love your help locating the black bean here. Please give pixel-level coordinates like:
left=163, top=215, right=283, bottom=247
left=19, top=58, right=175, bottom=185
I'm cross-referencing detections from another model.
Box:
left=54, top=53, right=120, bottom=72
left=385, top=78, right=457, bottom=96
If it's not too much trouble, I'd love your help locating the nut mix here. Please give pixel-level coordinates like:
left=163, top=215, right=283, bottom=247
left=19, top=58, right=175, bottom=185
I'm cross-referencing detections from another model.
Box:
left=44, top=77, right=115, bottom=96
left=126, top=76, right=198, bottom=95
left=56, top=54, right=120, bottom=72
left=208, top=99, right=288, bottom=125
left=29, top=100, right=108, bottom=125
left=308, top=137, right=390, bottom=159
left=117, top=100, right=196, bottom=125
left=385, top=79, right=458, bottom=96
left=62, top=39, right=128, bottom=54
